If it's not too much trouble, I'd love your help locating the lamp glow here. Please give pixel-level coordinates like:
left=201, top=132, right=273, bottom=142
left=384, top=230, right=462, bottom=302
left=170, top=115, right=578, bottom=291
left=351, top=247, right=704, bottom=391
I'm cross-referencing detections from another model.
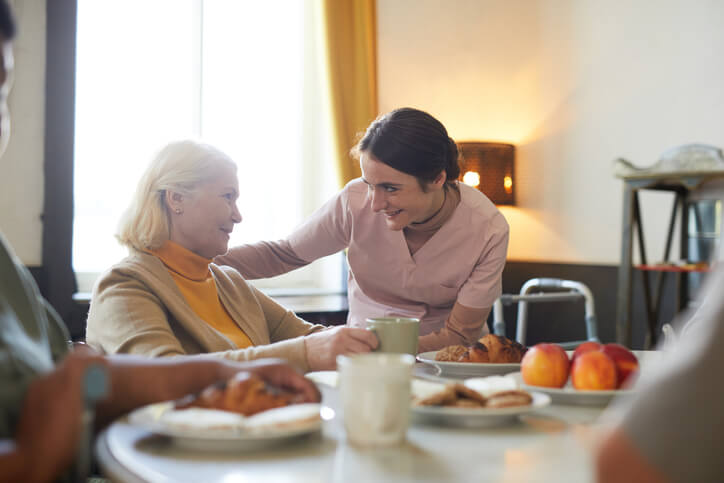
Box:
left=462, top=171, right=481, bottom=187
left=457, top=142, right=515, bottom=205
left=504, top=176, right=513, bottom=193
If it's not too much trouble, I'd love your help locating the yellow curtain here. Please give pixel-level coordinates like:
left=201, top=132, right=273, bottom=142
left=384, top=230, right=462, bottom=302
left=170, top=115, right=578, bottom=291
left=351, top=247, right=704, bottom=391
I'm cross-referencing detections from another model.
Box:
left=320, top=0, right=378, bottom=186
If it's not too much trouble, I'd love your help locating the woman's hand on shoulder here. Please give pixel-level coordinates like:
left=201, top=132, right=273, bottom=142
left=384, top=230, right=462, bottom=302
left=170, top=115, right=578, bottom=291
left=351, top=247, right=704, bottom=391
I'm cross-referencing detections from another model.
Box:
left=304, top=326, right=378, bottom=371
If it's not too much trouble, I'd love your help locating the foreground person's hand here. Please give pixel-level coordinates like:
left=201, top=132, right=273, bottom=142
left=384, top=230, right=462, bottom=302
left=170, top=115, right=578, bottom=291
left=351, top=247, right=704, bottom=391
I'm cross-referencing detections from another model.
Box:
left=223, top=358, right=321, bottom=403
left=304, top=326, right=379, bottom=370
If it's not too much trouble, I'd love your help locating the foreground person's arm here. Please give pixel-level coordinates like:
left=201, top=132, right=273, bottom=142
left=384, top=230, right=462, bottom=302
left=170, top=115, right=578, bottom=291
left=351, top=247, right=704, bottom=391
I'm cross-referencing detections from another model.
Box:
left=418, top=302, right=491, bottom=352
left=1, top=351, right=318, bottom=483
left=595, top=268, right=724, bottom=483
left=596, top=428, right=670, bottom=483
left=1, top=350, right=103, bottom=483
left=96, top=355, right=320, bottom=425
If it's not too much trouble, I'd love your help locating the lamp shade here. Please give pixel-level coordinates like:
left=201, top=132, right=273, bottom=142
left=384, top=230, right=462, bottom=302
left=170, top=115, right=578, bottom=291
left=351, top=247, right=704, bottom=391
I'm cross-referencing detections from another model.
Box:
left=457, top=142, right=515, bottom=205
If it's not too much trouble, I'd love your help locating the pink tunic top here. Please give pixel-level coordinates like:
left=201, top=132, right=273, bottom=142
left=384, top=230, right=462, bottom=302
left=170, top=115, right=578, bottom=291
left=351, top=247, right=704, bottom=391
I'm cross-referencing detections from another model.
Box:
left=219, top=179, right=509, bottom=337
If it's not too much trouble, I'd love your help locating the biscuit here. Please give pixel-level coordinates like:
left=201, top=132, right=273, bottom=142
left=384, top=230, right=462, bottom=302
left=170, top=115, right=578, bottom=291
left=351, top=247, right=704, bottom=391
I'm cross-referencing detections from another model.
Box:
left=412, top=384, right=457, bottom=406
left=452, top=398, right=485, bottom=408
left=452, top=383, right=487, bottom=405
left=485, top=390, right=533, bottom=408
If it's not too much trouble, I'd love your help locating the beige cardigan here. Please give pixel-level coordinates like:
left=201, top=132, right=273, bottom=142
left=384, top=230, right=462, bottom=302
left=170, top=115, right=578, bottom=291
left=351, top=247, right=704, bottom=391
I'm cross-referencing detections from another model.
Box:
left=85, top=250, right=326, bottom=371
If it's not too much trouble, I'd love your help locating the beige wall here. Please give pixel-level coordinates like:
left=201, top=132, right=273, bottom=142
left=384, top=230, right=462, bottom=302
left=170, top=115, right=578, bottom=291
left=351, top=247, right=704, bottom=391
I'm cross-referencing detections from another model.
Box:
left=378, top=0, right=724, bottom=264
left=0, top=0, right=45, bottom=265
left=4, top=1, right=724, bottom=267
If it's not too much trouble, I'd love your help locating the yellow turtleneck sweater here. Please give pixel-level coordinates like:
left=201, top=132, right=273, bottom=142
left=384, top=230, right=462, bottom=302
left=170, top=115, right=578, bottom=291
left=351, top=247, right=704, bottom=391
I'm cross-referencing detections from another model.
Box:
left=149, top=241, right=253, bottom=349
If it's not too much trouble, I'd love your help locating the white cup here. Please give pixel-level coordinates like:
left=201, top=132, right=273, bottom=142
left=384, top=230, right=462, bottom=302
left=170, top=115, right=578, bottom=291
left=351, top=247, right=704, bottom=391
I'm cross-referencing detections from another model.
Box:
left=336, top=353, right=415, bottom=447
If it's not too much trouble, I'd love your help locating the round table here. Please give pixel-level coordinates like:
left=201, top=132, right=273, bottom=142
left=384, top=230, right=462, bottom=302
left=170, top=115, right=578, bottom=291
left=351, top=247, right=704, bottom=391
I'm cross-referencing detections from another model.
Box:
left=95, top=365, right=619, bottom=483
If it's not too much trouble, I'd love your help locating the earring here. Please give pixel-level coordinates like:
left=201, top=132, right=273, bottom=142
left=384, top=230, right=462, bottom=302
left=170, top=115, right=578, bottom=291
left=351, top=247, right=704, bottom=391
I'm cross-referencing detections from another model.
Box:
left=174, top=208, right=182, bottom=215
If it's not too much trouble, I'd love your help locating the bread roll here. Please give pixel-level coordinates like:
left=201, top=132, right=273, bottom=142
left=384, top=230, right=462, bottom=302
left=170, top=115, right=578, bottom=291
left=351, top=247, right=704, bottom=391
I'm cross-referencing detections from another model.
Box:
left=435, top=345, right=468, bottom=362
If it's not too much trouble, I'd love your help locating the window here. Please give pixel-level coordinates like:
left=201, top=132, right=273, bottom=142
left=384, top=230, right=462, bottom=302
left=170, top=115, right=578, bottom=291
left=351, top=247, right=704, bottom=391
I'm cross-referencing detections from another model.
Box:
left=73, top=0, right=342, bottom=293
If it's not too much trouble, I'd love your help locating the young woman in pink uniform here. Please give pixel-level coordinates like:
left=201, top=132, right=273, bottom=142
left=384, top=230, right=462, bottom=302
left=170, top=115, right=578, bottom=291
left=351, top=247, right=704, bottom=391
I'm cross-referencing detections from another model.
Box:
left=217, top=108, right=509, bottom=352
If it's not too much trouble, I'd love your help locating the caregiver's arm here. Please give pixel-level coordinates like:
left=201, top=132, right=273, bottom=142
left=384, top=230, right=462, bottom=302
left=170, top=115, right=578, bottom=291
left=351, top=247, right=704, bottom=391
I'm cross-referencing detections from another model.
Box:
left=418, top=302, right=491, bottom=352
left=215, top=240, right=309, bottom=279
left=215, top=185, right=354, bottom=279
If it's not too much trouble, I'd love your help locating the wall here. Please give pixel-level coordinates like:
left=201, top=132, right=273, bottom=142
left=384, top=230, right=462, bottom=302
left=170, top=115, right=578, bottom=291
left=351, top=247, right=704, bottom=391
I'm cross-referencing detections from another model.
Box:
left=6, top=1, right=724, bottom=268
left=0, top=0, right=45, bottom=265
left=377, top=0, right=724, bottom=265
left=4, top=1, right=717, bottom=346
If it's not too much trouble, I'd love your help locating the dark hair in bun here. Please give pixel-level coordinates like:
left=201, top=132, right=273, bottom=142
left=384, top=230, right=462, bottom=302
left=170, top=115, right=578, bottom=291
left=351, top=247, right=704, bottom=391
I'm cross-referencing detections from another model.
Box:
left=352, top=107, right=460, bottom=189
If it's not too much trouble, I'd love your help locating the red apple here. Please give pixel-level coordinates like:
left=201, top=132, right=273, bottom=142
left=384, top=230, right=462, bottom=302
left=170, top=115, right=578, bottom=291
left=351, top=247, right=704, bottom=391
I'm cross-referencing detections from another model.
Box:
left=571, top=351, right=617, bottom=390
left=601, top=343, right=639, bottom=388
left=571, top=341, right=602, bottom=364
left=521, top=343, right=570, bottom=388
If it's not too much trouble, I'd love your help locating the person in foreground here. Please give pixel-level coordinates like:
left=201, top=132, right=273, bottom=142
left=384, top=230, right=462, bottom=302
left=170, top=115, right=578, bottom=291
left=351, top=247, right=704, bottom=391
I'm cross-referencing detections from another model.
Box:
left=0, top=3, right=319, bottom=482
left=595, top=267, right=724, bottom=482
left=85, top=140, right=377, bottom=370
left=217, top=107, right=510, bottom=353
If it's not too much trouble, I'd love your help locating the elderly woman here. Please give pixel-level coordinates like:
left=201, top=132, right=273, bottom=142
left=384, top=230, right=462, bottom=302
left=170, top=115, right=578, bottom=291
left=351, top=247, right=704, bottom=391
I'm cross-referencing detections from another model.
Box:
left=86, top=140, right=377, bottom=371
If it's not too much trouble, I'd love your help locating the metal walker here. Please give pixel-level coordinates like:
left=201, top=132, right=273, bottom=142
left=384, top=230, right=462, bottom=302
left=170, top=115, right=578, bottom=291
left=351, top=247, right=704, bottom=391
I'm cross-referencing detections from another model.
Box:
left=492, top=278, right=599, bottom=349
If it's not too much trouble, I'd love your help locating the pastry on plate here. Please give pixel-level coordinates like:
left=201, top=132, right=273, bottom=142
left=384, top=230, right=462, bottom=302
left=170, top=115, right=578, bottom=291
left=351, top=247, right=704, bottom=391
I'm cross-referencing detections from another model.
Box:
left=175, top=372, right=304, bottom=416
left=436, top=334, right=527, bottom=364
left=484, top=390, right=533, bottom=408
left=413, top=384, right=457, bottom=406
left=478, top=334, right=527, bottom=363
left=435, top=344, right=469, bottom=362
left=413, top=382, right=532, bottom=409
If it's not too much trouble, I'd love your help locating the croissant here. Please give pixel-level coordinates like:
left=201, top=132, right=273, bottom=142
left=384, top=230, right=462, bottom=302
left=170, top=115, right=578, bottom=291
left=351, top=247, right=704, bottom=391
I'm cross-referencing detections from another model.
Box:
left=465, top=342, right=490, bottom=363
left=477, top=334, right=527, bottom=363
left=176, top=372, right=298, bottom=416
left=435, top=334, right=527, bottom=364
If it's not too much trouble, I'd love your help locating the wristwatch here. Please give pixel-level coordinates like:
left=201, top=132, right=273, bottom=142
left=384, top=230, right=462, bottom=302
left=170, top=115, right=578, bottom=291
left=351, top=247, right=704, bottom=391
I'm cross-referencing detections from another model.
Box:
left=74, top=363, right=109, bottom=482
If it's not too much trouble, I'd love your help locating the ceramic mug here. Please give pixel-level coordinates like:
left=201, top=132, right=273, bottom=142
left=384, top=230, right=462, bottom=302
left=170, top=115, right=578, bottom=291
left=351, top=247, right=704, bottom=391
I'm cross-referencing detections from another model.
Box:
left=365, top=317, right=420, bottom=355
left=337, top=353, right=415, bottom=446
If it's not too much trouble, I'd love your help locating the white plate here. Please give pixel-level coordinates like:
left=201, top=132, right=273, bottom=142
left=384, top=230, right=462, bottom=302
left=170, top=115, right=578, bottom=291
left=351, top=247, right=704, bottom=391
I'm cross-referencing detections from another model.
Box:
left=417, top=351, right=521, bottom=378
left=411, top=392, right=551, bottom=427
left=508, top=372, right=635, bottom=407
left=127, top=402, right=324, bottom=451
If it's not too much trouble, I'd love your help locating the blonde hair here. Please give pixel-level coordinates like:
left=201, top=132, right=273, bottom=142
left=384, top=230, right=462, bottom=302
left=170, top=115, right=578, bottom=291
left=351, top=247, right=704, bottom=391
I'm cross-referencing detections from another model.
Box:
left=117, top=140, right=236, bottom=251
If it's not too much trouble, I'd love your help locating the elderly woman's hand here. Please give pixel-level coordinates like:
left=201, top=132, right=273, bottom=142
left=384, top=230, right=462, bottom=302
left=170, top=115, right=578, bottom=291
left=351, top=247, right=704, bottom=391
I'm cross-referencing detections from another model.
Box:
left=304, top=326, right=379, bottom=371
